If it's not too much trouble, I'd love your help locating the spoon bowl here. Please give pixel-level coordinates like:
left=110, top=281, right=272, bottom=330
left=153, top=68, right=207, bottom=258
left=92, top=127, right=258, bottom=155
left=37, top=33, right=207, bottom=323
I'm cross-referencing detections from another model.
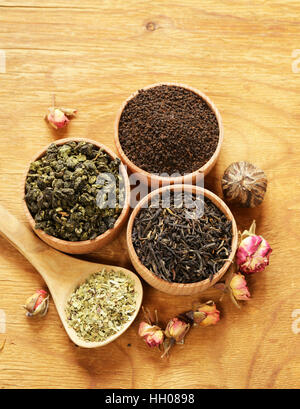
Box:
left=0, top=204, right=143, bottom=348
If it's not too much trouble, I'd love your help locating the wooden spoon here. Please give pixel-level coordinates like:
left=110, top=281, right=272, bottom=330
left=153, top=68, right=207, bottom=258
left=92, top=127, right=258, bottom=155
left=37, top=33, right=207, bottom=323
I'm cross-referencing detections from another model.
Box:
left=0, top=204, right=143, bottom=348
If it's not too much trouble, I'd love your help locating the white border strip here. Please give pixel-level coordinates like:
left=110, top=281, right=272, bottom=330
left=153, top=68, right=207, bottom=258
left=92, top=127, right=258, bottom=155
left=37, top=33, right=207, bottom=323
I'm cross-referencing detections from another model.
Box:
left=292, top=49, right=300, bottom=73
left=292, top=309, right=300, bottom=334
left=0, top=50, right=6, bottom=73
left=0, top=309, right=6, bottom=334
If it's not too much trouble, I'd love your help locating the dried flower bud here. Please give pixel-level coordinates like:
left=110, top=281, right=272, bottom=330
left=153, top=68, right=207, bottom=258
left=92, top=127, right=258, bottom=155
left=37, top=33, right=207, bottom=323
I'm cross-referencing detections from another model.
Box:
left=60, top=107, right=77, bottom=116
left=237, top=220, right=272, bottom=274
left=24, top=289, right=49, bottom=317
left=195, top=301, right=220, bottom=327
left=45, top=105, right=77, bottom=130
left=46, top=108, right=69, bottom=130
left=230, top=273, right=251, bottom=301
left=138, top=322, right=164, bottom=347
left=164, top=317, right=190, bottom=343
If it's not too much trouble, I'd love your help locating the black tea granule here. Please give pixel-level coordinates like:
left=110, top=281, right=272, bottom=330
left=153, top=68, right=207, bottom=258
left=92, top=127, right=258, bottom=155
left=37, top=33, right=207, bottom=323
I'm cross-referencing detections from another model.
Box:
left=118, top=85, right=219, bottom=175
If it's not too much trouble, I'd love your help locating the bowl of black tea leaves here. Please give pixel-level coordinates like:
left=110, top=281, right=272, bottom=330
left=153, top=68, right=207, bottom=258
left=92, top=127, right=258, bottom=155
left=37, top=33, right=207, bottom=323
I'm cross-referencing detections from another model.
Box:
left=23, top=138, right=130, bottom=254
left=115, top=83, right=223, bottom=186
left=127, top=185, right=238, bottom=295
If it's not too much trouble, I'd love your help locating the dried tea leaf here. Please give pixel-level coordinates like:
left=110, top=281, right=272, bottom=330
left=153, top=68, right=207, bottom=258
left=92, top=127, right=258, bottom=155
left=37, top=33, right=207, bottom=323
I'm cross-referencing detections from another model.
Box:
left=65, top=269, right=137, bottom=342
left=132, top=191, right=233, bottom=283
left=25, top=142, right=125, bottom=241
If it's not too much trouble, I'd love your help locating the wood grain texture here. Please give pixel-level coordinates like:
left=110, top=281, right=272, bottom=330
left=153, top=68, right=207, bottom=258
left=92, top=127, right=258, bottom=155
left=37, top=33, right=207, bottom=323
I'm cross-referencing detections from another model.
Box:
left=0, top=0, right=299, bottom=389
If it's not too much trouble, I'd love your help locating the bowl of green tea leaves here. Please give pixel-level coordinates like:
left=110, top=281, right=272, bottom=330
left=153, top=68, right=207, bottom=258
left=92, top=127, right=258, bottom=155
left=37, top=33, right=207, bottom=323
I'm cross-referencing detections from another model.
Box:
left=23, top=138, right=130, bottom=254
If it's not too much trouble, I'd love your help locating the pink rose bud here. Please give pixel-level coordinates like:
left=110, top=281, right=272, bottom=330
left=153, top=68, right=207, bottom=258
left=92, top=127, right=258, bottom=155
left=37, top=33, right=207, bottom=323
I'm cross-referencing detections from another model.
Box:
left=47, top=108, right=69, bottom=130
left=60, top=107, right=77, bottom=116
left=164, top=317, right=190, bottom=343
left=46, top=105, right=77, bottom=130
left=230, top=273, right=251, bottom=301
left=195, top=300, right=220, bottom=327
left=138, top=322, right=164, bottom=348
left=24, top=289, right=49, bottom=317
left=237, top=221, right=272, bottom=274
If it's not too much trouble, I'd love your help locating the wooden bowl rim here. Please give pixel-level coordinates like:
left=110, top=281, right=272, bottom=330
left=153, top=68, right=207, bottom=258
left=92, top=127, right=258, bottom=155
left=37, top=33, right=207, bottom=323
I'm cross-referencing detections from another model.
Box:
left=23, top=137, right=131, bottom=249
left=127, top=184, right=238, bottom=291
left=114, top=82, right=224, bottom=183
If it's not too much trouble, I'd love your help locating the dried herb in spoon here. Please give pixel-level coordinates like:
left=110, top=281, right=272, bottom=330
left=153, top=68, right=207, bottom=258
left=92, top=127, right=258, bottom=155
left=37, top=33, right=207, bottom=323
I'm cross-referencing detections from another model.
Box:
left=65, top=269, right=137, bottom=343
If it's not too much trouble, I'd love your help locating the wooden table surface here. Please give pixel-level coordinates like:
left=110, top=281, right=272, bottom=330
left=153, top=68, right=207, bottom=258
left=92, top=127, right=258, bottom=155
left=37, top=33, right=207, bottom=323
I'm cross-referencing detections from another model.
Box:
left=0, top=0, right=299, bottom=389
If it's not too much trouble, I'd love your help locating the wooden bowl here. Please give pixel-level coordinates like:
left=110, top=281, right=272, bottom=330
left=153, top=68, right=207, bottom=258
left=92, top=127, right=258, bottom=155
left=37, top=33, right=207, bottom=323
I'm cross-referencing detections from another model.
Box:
left=114, top=82, right=223, bottom=186
left=127, top=185, right=238, bottom=296
left=23, top=137, right=131, bottom=255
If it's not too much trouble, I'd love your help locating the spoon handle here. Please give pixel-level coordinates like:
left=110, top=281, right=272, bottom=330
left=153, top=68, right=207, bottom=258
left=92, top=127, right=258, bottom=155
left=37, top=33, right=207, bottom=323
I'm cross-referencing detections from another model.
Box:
left=0, top=204, right=74, bottom=286
left=0, top=203, right=49, bottom=259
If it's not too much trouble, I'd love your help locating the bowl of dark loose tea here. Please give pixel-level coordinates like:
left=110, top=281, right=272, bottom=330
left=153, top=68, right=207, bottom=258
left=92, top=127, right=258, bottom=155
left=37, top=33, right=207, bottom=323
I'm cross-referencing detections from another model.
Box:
left=23, top=138, right=130, bottom=254
left=127, top=185, right=238, bottom=295
left=115, top=83, right=223, bottom=186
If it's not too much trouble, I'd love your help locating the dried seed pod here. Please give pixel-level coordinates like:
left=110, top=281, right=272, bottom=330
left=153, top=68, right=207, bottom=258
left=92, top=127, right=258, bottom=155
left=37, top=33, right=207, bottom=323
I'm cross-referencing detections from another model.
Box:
left=221, top=162, right=267, bottom=208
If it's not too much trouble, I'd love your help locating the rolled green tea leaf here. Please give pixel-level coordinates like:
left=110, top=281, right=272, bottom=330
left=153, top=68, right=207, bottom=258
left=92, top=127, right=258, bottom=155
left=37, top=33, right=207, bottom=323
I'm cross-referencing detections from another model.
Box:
left=25, top=141, right=124, bottom=241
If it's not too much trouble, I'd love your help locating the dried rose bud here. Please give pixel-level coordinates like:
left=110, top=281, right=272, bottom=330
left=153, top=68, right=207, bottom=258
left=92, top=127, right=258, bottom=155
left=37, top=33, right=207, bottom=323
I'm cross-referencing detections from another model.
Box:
left=45, top=104, right=77, bottom=130
left=46, top=107, right=69, bottom=130
left=24, top=289, right=49, bottom=317
left=195, top=301, right=220, bottom=327
left=164, top=317, right=190, bottom=343
left=183, top=310, right=206, bottom=326
left=237, top=221, right=272, bottom=274
left=138, top=322, right=164, bottom=348
left=60, top=107, right=77, bottom=116
left=230, top=273, right=250, bottom=301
